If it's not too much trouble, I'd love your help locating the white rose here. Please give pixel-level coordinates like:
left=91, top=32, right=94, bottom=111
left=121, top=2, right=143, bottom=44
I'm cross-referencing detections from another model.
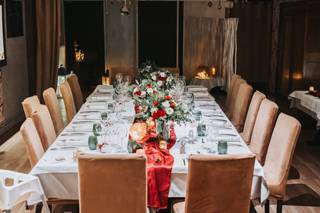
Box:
left=151, top=74, right=157, bottom=80
left=147, top=88, right=153, bottom=94
left=151, top=108, right=158, bottom=113
left=133, top=87, right=139, bottom=93
left=157, top=81, right=163, bottom=86
left=162, top=101, right=170, bottom=108
left=165, top=107, right=174, bottom=115
left=159, top=72, right=166, bottom=78
left=141, top=91, right=146, bottom=97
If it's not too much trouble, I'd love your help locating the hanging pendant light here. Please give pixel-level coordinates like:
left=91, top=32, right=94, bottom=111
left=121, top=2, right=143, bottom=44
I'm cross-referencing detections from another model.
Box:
left=120, top=0, right=129, bottom=16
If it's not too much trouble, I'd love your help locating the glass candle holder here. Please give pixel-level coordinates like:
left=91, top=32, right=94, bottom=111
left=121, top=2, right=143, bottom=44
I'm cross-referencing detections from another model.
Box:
left=88, top=135, right=98, bottom=150
left=218, top=141, right=228, bottom=154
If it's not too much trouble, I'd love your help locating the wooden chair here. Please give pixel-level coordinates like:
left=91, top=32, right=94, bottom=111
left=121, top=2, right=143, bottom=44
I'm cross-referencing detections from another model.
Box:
left=67, top=73, right=83, bottom=111
left=263, top=113, right=301, bottom=213
left=248, top=99, right=278, bottom=165
left=31, top=105, right=56, bottom=151
left=20, top=118, right=44, bottom=167
left=240, top=91, right=266, bottom=144
left=173, top=154, right=255, bottom=213
left=43, top=87, right=65, bottom=134
left=78, top=153, right=147, bottom=213
left=60, top=81, right=76, bottom=123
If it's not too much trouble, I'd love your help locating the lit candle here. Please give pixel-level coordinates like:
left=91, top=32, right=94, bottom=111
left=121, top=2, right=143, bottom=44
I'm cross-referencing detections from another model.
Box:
left=309, top=86, right=315, bottom=92
left=211, top=67, right=216, bottom=76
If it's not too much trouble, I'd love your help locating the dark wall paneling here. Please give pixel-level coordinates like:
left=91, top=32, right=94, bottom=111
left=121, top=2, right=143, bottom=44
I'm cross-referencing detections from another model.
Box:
left=138, top=1, right=177, bottom=68
left=230, top=1, right=272, bottom=92
left=6, top=0, right=23, bottom=38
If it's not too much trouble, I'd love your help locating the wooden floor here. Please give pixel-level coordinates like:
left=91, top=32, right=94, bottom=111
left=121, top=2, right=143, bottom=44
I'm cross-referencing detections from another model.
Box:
left=1, top=95, right=320, bottom=213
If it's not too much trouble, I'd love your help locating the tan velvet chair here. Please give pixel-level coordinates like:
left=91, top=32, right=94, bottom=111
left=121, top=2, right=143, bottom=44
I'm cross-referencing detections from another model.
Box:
left=20, top=118, right=44, bottom=167
left=173, top=154, right=255, bottom=213
left=225, top=74, right=241, bottom=110
left=248, top=99, right=278, bottom=165
left=60, top=81, right=76, bottom=123
left=263, top=113, right=301, bottom=213
left=43, top=88, right=65, bottom=135
left=226, top=78, right=246, bottom=118
left=21, top=95, right=41, bottom=118
left=31, top=105, right=56, bottom=151
left=78, top=153, right=147, bottom=213
left=230, top=83, right=253, bottom=132
left=240, top=91, right=266, bottom=144
left=67, top=73, right=83, bottom=111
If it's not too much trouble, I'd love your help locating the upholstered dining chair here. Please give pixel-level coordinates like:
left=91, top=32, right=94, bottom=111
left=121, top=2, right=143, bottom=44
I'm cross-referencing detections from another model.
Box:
left=248, top=99, right=278, bottom=165
left=225, top=74, right=241, bottom=110
left=240, top=91, right=266, bottom=144
left=226, top=78, right=246, bottom=118
left=230, top=83, right=253, bottom=132
left=43, top=87, right=65, bottom=134
left=67, top=73, right=83, bottom=111
left=60, top=81, right=77, bottom=123
left=78, top=153, right=147, bottom=213
left=31, top=105, right=56, bottom=151
left=20, top=118, right=44, bottom=167
left=21, top=95, right=41, bottom=118
left=173, top=154, right=255, bottom=213
left=263, top=113, right=301, bottom=213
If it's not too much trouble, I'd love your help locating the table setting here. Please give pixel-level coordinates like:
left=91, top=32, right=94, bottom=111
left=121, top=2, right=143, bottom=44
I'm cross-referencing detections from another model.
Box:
left=30, top=62, right=268, bottom=210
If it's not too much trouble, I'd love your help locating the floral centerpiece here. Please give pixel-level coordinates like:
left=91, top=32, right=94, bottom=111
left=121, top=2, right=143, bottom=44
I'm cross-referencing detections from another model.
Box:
left=128, top=62, right=189, bottom=152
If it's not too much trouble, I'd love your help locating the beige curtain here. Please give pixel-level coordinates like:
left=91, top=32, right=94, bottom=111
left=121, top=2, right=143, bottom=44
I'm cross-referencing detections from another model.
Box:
left=36, top=0, right=61, bottom=97
left=184, top=17, right=238, bottom=90
left=184, top=17, right=221, bottom=82
left=220, top=18, right=239, bottom=91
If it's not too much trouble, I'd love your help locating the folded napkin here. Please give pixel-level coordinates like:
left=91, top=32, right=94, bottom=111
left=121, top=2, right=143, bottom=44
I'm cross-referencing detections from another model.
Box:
left=90, top=96, right=113, bottom=101
left=218, top=129, right=237, bottom=136
left=187, top=87, right=208, bottom=92
left=192, top=92, right=210, bottom=98
left=214, top=136, right=240, bottom=142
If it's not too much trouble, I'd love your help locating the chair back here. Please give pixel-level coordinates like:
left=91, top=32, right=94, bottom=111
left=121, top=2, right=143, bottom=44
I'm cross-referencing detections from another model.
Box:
left=43, top=88, right=64, bottom=134
left=60, top=81, right=76, bottom=122
left=231, top=83, right=253, bottom=132
left=249, top=99, right=278, bottom=165
left=240, top=91, right=266, bottom=144
left=263, top=113, right=301, bottom=198
left=78, top=153, right=147, bottom=213
left=67, top=74, right=83, bottom=111
left=184, top=154, right=255, bottom=213
left=31, top=105, right=56, bottom=151
left=21, top=96, right=41, bottom=118
left=225, top=74, right=241, bottom=108
left=227, top=78, right=246, bottom=118
left=20, top=118, right=44, bottom=167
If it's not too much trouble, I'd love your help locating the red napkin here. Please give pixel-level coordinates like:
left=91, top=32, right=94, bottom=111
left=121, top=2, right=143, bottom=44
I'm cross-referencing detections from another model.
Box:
left=144, top=135, right=176, bottom=209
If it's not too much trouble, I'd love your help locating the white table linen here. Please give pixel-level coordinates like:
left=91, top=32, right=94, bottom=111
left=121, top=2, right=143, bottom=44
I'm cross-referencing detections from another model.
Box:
left=30, top=85, right=268, bottom=204
left=289, top=90, right=320, bottom=128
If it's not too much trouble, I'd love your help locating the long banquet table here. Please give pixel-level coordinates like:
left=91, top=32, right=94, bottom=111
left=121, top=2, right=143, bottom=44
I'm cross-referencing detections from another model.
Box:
left=30, top=85, right=269, bottom=204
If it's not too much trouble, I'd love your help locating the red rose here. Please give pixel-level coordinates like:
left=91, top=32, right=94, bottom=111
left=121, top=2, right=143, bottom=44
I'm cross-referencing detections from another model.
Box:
left=165, top=95, right=172, bottom=100
left=134, top=91, right=142, bottom=96
left=146, top=84, right=152, bottom=88
left=158, top=76, right=167, bottom=81
left=135, top=105, right=142, bottom=113
left=153, top=90, right=157, bottom=94
left=153, top=101, right=159, bottom=107
left=170, top=102, right=176, bottom=108
left=152, top=109, right=167, bottom=119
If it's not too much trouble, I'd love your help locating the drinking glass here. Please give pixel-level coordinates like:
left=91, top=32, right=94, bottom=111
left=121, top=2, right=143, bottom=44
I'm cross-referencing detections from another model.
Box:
left=218, top=141, right=228, bottom=154
left=88, top=135, right=98, bottom=150
left=92, top=122, right=102, bottom=136
left=115, top=73, right=123, bottom=84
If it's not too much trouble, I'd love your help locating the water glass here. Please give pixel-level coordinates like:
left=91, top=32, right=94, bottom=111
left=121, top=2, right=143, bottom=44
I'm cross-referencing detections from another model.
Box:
left=88, top=135, right=98, bottom=150
left=218, top=141, right=228, bottom=154
left=194, top=110, right=202, bottom=121
left=197, top=122, right=207, bottom=137
left=92, top=122, right=102, bottom=136
left=101, top=112, right=108, bottom=121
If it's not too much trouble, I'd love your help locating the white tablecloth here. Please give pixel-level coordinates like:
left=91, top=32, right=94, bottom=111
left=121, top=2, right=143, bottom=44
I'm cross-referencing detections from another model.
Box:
left=289, top=90, right=320, bottom=128
left=30, top=85, right=268, bottom=203
left=191, top=77, right=224, bottom=91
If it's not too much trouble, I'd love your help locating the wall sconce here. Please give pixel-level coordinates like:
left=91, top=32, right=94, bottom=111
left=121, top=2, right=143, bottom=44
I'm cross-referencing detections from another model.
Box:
left=211, top=67, right=216, bottom=76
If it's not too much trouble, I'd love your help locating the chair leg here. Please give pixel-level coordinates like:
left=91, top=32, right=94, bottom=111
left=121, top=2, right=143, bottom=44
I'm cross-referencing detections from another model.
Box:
left=250, top=201, right=257, bottom=213
left=277, top=200, right=283, bottom=213
left=264, top=199, right=270, bottom=213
